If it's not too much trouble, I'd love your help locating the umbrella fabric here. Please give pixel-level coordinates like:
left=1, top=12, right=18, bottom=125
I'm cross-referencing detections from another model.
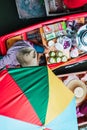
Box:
left=0, top=66, right=78, bottom=130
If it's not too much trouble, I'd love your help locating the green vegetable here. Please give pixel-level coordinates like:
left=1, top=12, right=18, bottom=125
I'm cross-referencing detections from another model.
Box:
left=61, top=55, right=68, bottom=62
left=56, top=57, right=61, bottom=63
left=56, top=51, right=63, bottom=57
left=49, top=51, right=56, bottom=57
left=49, top=57, right=56, bottom=63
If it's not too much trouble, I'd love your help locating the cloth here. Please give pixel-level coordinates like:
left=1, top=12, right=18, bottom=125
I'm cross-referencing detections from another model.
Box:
left=64, top=0, right=87, bottom=8
left=0, top=40, right=44, bottom=69
left=33, top=44, right=44, bottom=53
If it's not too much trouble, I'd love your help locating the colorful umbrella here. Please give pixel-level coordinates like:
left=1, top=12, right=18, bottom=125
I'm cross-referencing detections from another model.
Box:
left=0, top=66, right=78, bottom=130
